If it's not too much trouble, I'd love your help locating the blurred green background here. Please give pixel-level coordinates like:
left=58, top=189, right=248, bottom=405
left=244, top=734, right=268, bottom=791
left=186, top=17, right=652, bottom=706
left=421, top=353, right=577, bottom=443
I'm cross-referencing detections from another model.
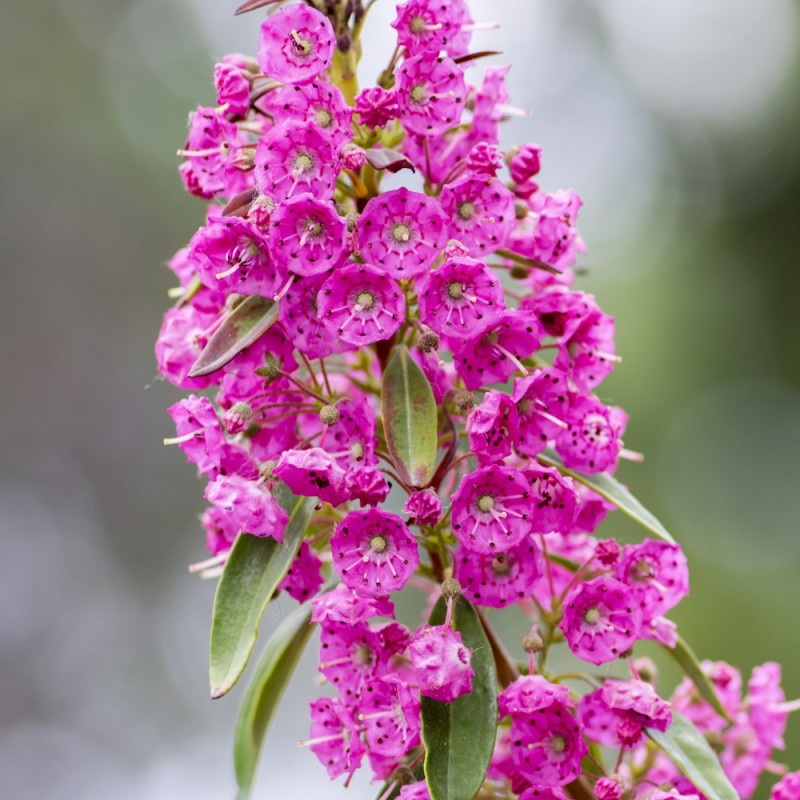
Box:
left=1, top=0, right=798, bottom=797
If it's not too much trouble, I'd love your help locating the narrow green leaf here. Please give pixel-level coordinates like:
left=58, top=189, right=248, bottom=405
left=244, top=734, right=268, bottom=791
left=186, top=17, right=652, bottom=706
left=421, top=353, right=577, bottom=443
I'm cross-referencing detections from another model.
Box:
left=209, top=483, right=315, bottom=698
left=421, top=596, right=498, bottom=800
left=381, top=345, right=438, bottom=488
left=538, top=449, right=675, bottom=543
left=233, top=599, right=316, bottom=800
left=189, top=294, right=278, bottom=377
left=647, top=712, right=738, bottom=800
left=661, top=636, right=733, bottom=724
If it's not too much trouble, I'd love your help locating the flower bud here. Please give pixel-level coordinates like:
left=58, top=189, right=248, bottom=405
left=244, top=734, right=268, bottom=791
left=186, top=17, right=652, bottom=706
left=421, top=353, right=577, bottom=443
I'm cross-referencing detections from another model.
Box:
left=514, top=199, right=530, bottom=220
left=509, top=264, right=531, bottom=280
left=340, top=143, right=367, bottom=171
left=444, top=238, right=471, bottom=259
left=453, top=390, right=475, bottom=416
left=441, top=578, right=462, bottom=601
left=418, top=332, right=440, bottom=353
left=522, top=625, right=544, bottom=654
left=223, top=402, right=253, bottom=434
left=319, top=404, right=340, bottom=426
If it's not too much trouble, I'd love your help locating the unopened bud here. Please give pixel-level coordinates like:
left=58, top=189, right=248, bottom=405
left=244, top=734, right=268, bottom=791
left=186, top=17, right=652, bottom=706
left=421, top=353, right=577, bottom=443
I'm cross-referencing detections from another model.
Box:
left=522, top=625, right=544, bottom=654
left=453, top=391, right=475, bottom=415
left=514, top=199, right=530, bottom=220
left=340, top=142, right=367, bottom=171
left=345, top=212, right=358, bottom=233
left=390, top=766, right=416, bottom=787
left=444, top=238, right=471, bottom=260
left=248, top=194, right=275, bottom=227
left=441, top=578, right=462, bottom=600
left=633, top=657, right=658, bottom=685
left=223, top=402, right=253, bottom=434
left=319, top=404, right=340, bottom=426
left=418, top=332, right=440, bottom=353
left=509, top=265, right=531, bottom=280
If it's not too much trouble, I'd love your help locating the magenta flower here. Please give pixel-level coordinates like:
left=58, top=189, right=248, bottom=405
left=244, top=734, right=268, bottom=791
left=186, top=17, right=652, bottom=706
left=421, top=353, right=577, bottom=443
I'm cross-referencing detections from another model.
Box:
left=408, top=623, right=475, bottom=702
left=560, top=577, right=642, bottom=665
left=257, top=4, right=335, bottom=85
left=311, top=584, right=396, bottom=628
left=594, top=777, right=624, bottom=800
left=331, top=508, right=420, bottom=595
left=451, top=465, right=532, bottom=554
left=155, top=306, right=221, bottom=391
left=671, top=659, right=742, bottom=734
left=419, top=257, right=505, bottom=341
left=466, top=142, right=504, bottom=178
left=204, top=475, right=288, bottom=541
left=395, top=54, right=467, bottom=136
left=771, top=772, right=800, bottom=800
left=317, top=264, right=406, bottom=346
left=499, top=676, right=575, bottom=718
left=509, top=704, right=588, bottom=786
left=202, top=506, right=239, bottom=556
left=273, top=447, right=349, bottom=506
left=255, top=121, right=337, bottom=202
left=556, top=395, right=627, bottom=474
left=509, top=143, right=543, bottom=188
left=305, top=697, right=366, bottom=779
left=602, top=679, right=672, bottom=733
left=188, top=216, right=281, bottom=297
left=441, top=176, right=516, bottom=256
left=358, top=187, right=448, bottom=279
left=268, top=193, right=348, bottom=277
left=467, top=390, right=520, bottom=465
left=345, top=465, right=390, bottom=507
left=454, top=310, right=541, bottom=390
left=399, top=782, right=432, bottom=800
left=214, top=59, right=251, bottom=117
left=456, top=540, right=543, bottom=609
left=262, top=81, right=353, bottom=148
left=319, top=621, right=387, bottom=700
left=518, top=788, right=571, bottom=800
left=323, top=397, right=379, bottom=470
left=512, top=368, right=572, bottom=458
left=357, top=676, right=421, bottom=759
left=391, top=0, right=466, bottom=57
left=404, top=490, right=443, bottom=527
left=354, top=86, right=399, bottom=129
left=279, top=540, right=323, bottom=602
left=522, top=465, right=579, bottom=535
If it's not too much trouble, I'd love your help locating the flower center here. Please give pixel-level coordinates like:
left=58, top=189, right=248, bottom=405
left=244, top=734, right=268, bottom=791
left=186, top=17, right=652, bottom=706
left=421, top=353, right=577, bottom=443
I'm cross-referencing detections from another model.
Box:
left=478, top=495, right=495, bottom=513
left=305, top=219, right=324, bottom=237
left=315, top=108, right=333, bottom=128
left=458, top=201, right=476, bottom=221
left=351, top=441, right=365, bottom=460
left=410, top=85, right=427, bottom=104
left=448, top=281, right=464, bottom=300
left=410, top=15, right=427, bottom=34
left=583, top=607, right=602, bottom=625
left=632, top=559, right=655, bottom=581
left=392, top=223, right=412, bottom=243
left=490, top=554, right=510, bottom=575
left=294, top=152, right=314, bottom=174
left=354, top=644, right=374, bottom=667
left=370, top=534, right=388, bottom=554
left=551, top=735, right=567, bottom=754
left=356, top=291, right=375, bottom=310
left=290, top=29, right=312, bottom=56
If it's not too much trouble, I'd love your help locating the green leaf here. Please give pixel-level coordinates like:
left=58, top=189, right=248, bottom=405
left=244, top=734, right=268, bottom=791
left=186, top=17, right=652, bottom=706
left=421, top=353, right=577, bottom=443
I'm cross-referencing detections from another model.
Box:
left=421, top=596, right=498, bottom=800
left=233, top=599, right=316, bottom=800
left=538, top=449, right=675, bottom=543
left=647, top=712, right=738, bottom=800
left=381, top=345, right=438, bottom=488
left=209, top=483, right=315, bottom=698
left=189, top=294, right=278, bottom=378
left=661, top=636, right=733, bottom=724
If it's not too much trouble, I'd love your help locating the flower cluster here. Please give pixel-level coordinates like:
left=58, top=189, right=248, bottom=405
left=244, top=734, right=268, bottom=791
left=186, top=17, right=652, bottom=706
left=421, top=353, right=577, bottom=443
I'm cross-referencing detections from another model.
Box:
left=157, top=2, right=798, bottom=798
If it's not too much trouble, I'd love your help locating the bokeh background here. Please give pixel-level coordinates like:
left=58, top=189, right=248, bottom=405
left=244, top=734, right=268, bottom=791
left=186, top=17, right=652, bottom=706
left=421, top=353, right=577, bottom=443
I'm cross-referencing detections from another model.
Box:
left=2, top=0, right=799, bottom=797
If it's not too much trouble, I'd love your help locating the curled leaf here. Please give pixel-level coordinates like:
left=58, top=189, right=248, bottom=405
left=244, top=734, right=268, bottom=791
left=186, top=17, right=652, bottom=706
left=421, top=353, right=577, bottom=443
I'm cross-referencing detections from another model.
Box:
left=365, top=147, right=416, bottom=174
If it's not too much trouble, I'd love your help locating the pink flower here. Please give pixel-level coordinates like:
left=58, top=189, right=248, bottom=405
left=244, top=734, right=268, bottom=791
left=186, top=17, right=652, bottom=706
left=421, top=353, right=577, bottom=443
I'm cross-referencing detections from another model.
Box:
left=257, top=4, right=335, bottom=85
left=274, top=447, right=349, bottom=506
left=268, top=193, right=348, bottom=277
left=204, top=475, right=289, bottom=540
left=508, top=144, right=543, bottom=190
left=214, top=60, right=251, bottom=117
left=358, top=187, right=448, bottom=279
left=306, top=697, right=366, bottom=779
left=451, top=465, right=533, bottom=554
left=399, top=781, right=432, bottom=800
left=317, top=264, right=406, bottom=346
left=518, top=789, right=570, bottom=800
left=512, top=368, right=572, bottom=458
left=671, top=660, right=742, bottom=733
left=155, top=305, right=221, bottom=390
left=403, top=490, right=442, bottom=527
left=331, top=508, right=420, bottom=595
left=419, top=258, right=505, bottom=341
left=202, top=506, right=238, bottom=556
left=279, top=540, right=324, bottom=602
left=356, top=676, right=421, bottom=758
left=311, top=584, right=396, bottom=627
left=262, top=81, right=353, bottom=148
left=522, top=464, right=579, bottom=534
left=602, top=679, right=672, bottom=733
left=594, top=777, right=624, bottom=800
left=441, top=176, right=516, bottom=257
left=465, top=143, right=504, bottom=178
left=354, top=86, right=399, bottom=129
left=395, top=54, right=467, bottom=136
left=255, top=121, right=337, bottom=202
left=345, top=465, right=390, bottom=507
left=408, top=624, right=475, bottom=702
left=467, top=390, right=520, bottom=465
left=556, top=395, right=627, bottom=475
left=453, top=310, right=541, bottom=390
left=560, top=577, right=642, bottom=665
left=456, top=539, right=543, bottom=609
left=391, top=0, right=467, bottom=57
left=771, top=772, right=800, bottom=800
left=499, top=675, right=575, bottom=718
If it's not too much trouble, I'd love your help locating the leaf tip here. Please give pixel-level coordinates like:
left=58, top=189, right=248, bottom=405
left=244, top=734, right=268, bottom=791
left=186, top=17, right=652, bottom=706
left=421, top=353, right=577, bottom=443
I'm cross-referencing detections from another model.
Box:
left=211, top=685, right=227, bottom=700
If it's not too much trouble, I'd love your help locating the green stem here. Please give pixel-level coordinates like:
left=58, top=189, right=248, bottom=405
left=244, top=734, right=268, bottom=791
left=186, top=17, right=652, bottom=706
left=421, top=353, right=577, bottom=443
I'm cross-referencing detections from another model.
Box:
left=331, top=48, right=359, bottom=105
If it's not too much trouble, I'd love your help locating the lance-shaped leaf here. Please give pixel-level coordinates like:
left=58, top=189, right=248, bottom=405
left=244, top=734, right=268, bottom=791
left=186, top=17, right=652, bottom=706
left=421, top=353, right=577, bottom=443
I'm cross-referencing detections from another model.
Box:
left=209, top=483, right=315, bottom=698
left=421, top=596, right=497, bottom=800
left=381, top=345, right=438, bottom=488
left=661, top=636, right=733, bottom=724
left=189, top=294, right=278, bottom=378
left=234, top=599, right=316, bottom=800
left=647, top=712, right=738, bottom=800
left=537, top=449, right=675, bottom=544
left=365, top=147, right=416, bottom=174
